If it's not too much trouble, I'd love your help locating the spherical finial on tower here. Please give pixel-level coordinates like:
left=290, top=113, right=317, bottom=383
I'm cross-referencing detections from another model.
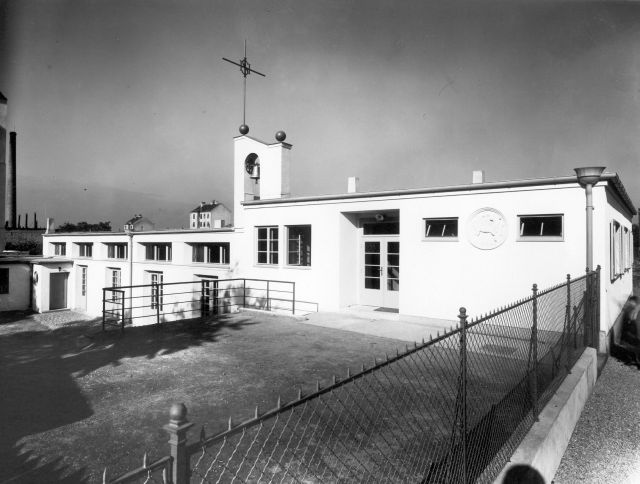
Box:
left=275, top=130, right=286, bottom=142
left=239, top=124, right=249, bottom=135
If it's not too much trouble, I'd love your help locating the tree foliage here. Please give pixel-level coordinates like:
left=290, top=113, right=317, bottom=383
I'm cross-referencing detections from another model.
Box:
left=56, top=221, right=112, bottom=232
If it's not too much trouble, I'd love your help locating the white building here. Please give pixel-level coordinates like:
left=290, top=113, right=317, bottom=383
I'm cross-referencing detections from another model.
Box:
left=189, top=200, right=232, bottom=229
left=9, top=129, right=637, bottom=351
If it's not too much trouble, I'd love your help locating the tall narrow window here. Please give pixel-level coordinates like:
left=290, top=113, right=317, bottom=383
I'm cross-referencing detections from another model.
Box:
left=611, top=221, right=623, bottom=280
left=257, top=227, right=279, bottom=264
left=287, top=225, right=311, bottom=266
left=80, top=266, right=87, bottom=297
left=150, top=272, right=164, bottom=310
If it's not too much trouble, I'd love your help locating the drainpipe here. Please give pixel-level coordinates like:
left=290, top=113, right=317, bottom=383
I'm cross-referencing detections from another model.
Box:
left=126, top=228, right=133, bottom=324
left=574, top=167, right=605, bottom=271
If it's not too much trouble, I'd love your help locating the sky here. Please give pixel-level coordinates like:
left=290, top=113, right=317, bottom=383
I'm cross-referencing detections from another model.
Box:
left=0, top=0, right=639, bottom=229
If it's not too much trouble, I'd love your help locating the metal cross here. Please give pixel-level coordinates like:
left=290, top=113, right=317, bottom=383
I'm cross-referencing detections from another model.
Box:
left=222, top=40, right=266, bottom=126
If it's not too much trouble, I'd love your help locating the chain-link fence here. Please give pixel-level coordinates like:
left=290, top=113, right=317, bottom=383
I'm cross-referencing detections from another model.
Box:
left=105, top=269, right=600, bottom=484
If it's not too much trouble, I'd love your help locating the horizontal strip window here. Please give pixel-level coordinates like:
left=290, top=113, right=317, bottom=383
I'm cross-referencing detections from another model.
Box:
left=51, top=242, right=66, bottom=256
left=106, top=243, right=128, bottom=259
left=519, top=215, right=563, bottom=239
left=424, top=218, right=458, bottom=238
left=191, top=243, right=230, bottom=264
left=76, top=243, right=93, bottom=257
left=143, top=243, right=172, bottom=261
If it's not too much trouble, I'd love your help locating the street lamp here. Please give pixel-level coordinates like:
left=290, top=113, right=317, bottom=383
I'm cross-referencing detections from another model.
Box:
left=574, top=167, right=606, bottom=271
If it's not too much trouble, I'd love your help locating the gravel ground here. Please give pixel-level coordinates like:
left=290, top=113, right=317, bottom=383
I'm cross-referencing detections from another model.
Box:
left=553, top=356, right=640, bottom=483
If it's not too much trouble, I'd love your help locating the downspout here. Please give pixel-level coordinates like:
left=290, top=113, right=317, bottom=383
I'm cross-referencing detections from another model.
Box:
left=127, top=229, right=133, bottom=324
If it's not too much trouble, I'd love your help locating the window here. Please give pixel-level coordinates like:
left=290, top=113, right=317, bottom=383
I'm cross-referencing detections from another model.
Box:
left=106, top=243, right=128, bottom=259
left=363, top=221, right=399, bottom=235
left=150, top=272, right=163, bottom=310
left=611, top=221, right=623, bottom=280
left=77, top=243, right=93, bottom=257
left=518, top=215, right=563, bottom=239
left=257, top=227, right=279, bottom=264
left=52, top=243, right=66, bottom=256
left=424, top=218, right=458, bottom=238
left=108, top=268, right=121, bottom=302
left=191, top=243, right=230, bottom=264
left=287, top=225, right=311, bottom=266
left=80, top=266, right=87, bottom=296
left=0, top=268, right=8, bottom=294
left=144, top=243, right=172, bottom=261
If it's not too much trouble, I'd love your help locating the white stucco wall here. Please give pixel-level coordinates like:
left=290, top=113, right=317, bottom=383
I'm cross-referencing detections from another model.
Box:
left=0, top=263, right=31, bottom=310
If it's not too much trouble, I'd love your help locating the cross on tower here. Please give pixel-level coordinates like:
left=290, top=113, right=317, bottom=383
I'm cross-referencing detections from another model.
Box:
left=222, top=40, right=266, bottom=135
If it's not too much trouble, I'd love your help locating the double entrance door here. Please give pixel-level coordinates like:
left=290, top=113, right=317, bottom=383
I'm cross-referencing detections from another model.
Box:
left=361, top=238, right=399, bottom=309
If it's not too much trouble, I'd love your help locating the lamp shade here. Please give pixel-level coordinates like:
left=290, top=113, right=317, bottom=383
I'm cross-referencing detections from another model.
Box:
left=574, top=167, right=605, bottom=187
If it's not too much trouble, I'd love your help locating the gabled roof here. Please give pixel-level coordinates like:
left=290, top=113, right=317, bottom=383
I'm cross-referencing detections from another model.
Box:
left=125, top=215, right=151, bottom=225
left=191, top=201, right=228, bottom=213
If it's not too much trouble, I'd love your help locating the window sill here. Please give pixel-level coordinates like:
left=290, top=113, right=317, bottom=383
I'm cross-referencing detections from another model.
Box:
left=190, top=263, right=230, bottom=268
left=421, top=237, right=459, bottom=242
left=254, top=264, right=280, bottom=268
left=517, top=237, right=564, bottom=242
left=284, top=265, right=312, bottom=270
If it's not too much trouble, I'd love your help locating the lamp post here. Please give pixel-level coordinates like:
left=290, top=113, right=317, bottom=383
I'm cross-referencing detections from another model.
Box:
left=574, top=167, right=606, bottom=271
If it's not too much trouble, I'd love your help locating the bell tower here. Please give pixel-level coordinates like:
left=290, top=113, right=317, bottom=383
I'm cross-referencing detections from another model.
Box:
left=233, top=129, right=291, bottom=230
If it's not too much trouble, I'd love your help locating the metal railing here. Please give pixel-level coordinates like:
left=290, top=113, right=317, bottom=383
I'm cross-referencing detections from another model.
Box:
left=102, top=278, right=300, bottom=331
left=104, top=268, right=600, bottom=483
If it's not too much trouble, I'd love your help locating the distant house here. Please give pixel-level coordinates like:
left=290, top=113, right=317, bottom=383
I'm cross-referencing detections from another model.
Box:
left=124, top=215, right=154, bottom=232
left=189, top=200, right=232, bottom=229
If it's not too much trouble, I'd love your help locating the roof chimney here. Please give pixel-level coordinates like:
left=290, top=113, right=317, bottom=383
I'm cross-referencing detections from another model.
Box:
left=347, top=176, right=359, bottom=193
left=472, top=170, right=485, bottom=184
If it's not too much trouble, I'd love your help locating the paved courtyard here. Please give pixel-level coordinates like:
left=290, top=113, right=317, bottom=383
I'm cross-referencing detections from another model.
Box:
left=0, top=310, right=404, bottom=483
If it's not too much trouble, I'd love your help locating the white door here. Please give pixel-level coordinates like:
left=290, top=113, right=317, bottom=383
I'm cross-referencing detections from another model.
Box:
left=361, top=238, right=400, bottom=309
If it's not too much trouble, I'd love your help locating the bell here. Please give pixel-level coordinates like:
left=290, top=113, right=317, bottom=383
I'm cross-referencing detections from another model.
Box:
left=250, top=163, right=260, bottom=181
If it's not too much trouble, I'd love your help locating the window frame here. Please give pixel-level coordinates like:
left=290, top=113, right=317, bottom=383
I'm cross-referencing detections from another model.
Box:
left=52, top=242, right=66, bottom=256
left=106, top=243, right=128, bottom=260
left=423, top=217, right=459, bottom=241
left=77, top=243, right=93, bottom=258
left=143, top=243, right=172, bottom=262
left=286, top=225, right=312, bottom=267
left=517, top=214, right=564, bottom=241
left=256, top=226, right=279, bottom=265
left=191, top=242, right=230, bottom=265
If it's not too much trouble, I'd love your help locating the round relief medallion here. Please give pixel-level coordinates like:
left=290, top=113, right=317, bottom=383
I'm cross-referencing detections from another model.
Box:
left=468, top=208, right=508, bottom=250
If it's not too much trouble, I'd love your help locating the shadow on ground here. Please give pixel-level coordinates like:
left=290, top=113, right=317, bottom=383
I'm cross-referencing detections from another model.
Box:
left=0, top=311, right=255, bottom=483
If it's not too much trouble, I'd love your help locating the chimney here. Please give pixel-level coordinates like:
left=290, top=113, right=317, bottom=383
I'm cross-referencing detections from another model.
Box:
left=347, top=176, right=359, bottom=193
left=0, top=93, right=6, bottom=246
left=472, top=170, right=485, bottom=184
left=7, top=131, right=16, bottom=228
left=45, top=217, right=55, bottom=234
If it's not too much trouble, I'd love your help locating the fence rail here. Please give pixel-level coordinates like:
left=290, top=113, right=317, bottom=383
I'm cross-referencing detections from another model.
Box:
left=102, top=278, right=302, bottom=332
left=105, top=268, right=601, bottom=483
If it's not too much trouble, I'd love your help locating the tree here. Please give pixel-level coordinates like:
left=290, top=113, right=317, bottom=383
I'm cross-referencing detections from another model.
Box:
left=56, top=221, right=112, bottom=232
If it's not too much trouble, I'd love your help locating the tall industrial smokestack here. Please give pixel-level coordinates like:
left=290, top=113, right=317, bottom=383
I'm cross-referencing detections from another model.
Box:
left=7, top=131, right=16, bottom=228
left=0, top=93, right=6, bottom=249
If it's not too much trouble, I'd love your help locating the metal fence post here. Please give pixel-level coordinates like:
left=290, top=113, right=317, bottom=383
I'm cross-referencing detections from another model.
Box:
left=531, top=283, right=539, bottom=419
left=121, top=290, right=125, bottom=333
left=458, top=307, right=468, bottom=484
left=267, top=280, right=270, bottom=311
left=243, top=279, right=246, bottom=308
left=102, top=288, right=106, bottom=331
left=155, top=282, right=161, bottom=325
left=584, top=268, right=591, bottom=348
left=565, top=274, right=573, bottom=371
left=163, top=403, right=193, bottom=484
left=200, top=280, right=206, bottom=318
left=292, top=282, right=296, bottom=315
left=595, top=265, right=601, bottom=349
